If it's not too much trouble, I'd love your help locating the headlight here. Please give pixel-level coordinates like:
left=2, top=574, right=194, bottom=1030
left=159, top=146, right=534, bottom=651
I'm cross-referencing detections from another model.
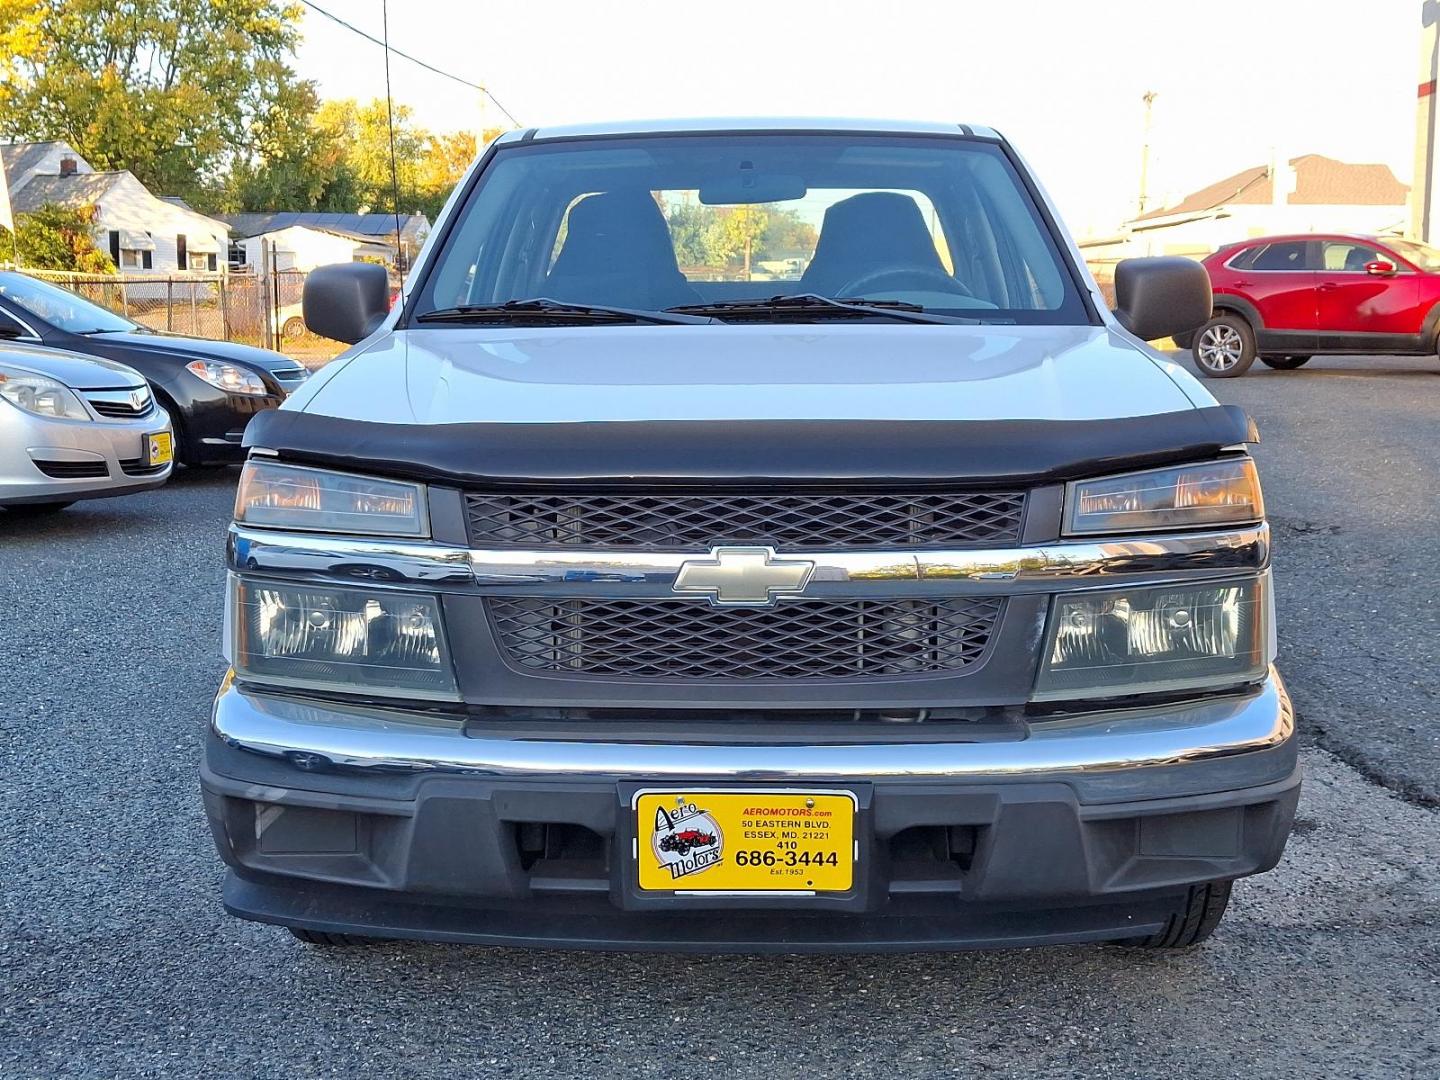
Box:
left=186, top=359, right=268, bottom=395
left=229, top=577, right=458, bottom=699
left=1033, top=577, right=1268, bottom=701
left=0, top=364, right=90, bottom=420
left=235, top=460, right=428, bottom=537
left=1064, top=459, right=1263, bottom=535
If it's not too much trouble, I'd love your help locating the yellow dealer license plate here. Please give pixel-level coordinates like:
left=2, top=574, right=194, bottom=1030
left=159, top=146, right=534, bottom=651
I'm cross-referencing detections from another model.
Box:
left=144, top=430, right=173, bottom=466
left=634, top=790, right=856, bottom=893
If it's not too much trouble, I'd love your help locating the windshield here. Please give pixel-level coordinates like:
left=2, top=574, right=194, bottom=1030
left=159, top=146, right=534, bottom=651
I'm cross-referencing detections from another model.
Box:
left=1382, top=238, right=1440, bottom=272
left=412, top=133, right=1090, bottom=325
left=0, top=271, right=137, bottom=334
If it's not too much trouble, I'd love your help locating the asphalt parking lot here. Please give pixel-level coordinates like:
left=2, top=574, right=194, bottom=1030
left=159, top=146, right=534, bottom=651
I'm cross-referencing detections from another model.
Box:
left=2, top=353, right=1438, bottom=1079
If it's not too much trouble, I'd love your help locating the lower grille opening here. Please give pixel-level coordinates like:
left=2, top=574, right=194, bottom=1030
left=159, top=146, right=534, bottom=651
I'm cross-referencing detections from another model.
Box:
left=517, top=822, right=608, bottom=892
left=490, top=597, right=1003, bottom=680
left=118, top=457, right=167, bottom=477
left=33, top=459, right=108, bottom=479
left=887, top=825, right=979, bottom=894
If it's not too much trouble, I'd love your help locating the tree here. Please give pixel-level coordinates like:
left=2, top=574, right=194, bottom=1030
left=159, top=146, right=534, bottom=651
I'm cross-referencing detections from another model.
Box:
left=711, top=205, right=770, bottom=278
left=0, top=0, right=313, bottom=207
left=11, top=204, right=115, bottom=272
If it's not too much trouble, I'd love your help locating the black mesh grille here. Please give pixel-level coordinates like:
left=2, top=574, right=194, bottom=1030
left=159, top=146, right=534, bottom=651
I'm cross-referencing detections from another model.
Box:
left=465, top=491, right=1025, bottom=549
left=33, top=459, right=108, bottom=479
left=489, top=597, right=1003, bottom=680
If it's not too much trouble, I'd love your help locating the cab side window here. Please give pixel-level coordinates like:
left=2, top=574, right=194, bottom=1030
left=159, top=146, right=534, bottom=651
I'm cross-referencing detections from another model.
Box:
left=0, top=305, right=33, bottom=338
left=1249, top=242, right=1311, bottom=271
left=1320, top=241, right=1386, bottom=272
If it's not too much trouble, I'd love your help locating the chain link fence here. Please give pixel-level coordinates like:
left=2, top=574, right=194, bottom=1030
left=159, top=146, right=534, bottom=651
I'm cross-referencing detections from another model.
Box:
left=18, top=268, right=373, bottom=366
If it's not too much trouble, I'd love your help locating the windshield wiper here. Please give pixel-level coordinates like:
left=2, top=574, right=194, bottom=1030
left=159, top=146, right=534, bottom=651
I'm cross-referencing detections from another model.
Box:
left=415, top=298, right=711, bottom=326
left=667, top=294, right=985, bottom=325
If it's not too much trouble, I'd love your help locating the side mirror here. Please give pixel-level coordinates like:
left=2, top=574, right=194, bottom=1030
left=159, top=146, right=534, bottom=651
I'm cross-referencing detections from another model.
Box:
left=303, top=262, right=391, bottom=344
left=1112, top=256, right=1212, bottom=341
left=1365, top=260, right=1398, bottom=276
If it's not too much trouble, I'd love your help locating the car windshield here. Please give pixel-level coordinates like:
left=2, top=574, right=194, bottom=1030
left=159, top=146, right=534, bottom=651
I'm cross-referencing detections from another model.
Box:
left=0, top=271, right=137, bottom=334
left=1382, top=238, right=1440, bottom=272
left=412, top=133, right=1090, bottom=325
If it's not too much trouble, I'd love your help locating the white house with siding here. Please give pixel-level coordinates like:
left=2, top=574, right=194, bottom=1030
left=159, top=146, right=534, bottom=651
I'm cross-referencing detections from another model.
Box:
left=1, top=141, right=229, bottom=273
left=234, top=223, right=392, bottom=272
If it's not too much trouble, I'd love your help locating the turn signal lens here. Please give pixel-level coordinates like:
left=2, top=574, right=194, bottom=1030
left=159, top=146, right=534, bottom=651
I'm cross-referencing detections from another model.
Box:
left=228, top=576, right=457, bottom=699
left=1033, top=576, right=1269, bottom=701
left=235, top=460, right=427, bottom=537
left=1064, top=459, right=1263, bottom=535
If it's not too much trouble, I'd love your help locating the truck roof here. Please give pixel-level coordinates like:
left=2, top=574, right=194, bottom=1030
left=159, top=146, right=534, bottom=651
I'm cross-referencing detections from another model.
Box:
left=502, top=117, right=999, bottom=143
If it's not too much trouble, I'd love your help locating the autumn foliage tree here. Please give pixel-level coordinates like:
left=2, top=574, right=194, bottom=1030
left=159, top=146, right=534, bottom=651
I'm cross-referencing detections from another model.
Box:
left=11, top=204, right=115, bottom=272
left=1, top=2, right=505, bottom=221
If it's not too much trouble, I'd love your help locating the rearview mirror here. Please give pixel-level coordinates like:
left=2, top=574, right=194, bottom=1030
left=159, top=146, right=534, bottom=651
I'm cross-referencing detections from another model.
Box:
left=699, top=173, right=807, bottom=205
left=1365, top=260, right=1397, bottom=276
left=1112, top=256, right=1212, bottom=341
left=303, top=262, right=391, bottom=344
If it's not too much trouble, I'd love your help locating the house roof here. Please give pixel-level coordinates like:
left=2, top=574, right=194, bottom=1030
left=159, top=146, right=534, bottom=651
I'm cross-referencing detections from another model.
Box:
left=1135, top=155, right=1409, bottom=222
left=220, top=211, right=430, bottom=240
left=9, top=171, right=125, bottom=214
left=245, top=221, right=392, bottom=246
left=1, top=141, right=79, bottom=191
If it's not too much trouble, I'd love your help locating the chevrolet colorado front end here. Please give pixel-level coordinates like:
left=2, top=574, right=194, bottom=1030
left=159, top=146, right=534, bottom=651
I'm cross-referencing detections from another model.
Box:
left=201, top=119, right=1297, bottom=951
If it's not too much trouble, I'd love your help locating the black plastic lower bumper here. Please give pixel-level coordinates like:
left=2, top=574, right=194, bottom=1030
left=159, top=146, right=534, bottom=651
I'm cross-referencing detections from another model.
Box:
left=203, top=747, right=1300, bottom=952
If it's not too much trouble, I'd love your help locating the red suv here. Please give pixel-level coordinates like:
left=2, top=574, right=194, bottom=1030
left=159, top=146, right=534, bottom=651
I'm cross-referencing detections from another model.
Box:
left=1178, top=233, right=1440, bottom=377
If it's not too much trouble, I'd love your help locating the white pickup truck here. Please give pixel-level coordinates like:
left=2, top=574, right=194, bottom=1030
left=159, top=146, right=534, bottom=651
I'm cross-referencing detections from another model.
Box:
left=203, top=118, right=1296, bottom=952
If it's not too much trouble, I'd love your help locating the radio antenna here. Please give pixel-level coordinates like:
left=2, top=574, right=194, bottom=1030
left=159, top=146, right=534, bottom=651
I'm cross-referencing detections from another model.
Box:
left=380, top=0, right=404, bottom=276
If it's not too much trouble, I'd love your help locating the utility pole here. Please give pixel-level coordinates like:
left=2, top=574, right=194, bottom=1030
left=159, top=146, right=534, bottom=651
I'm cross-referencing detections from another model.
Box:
left=1137, top=90, right=1157, bottom=217
left=1412, top=1, right=1440, bottom=241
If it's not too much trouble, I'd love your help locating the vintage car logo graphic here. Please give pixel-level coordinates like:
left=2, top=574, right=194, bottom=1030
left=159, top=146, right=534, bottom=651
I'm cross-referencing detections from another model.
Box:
left=671, top=546, right=815, bottom=606
left=651, top=801, right=724, bottom=880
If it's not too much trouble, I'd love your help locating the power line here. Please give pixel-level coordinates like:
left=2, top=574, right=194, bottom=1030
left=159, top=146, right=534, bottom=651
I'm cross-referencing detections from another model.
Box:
left=299, top=0, right=522, bottom=127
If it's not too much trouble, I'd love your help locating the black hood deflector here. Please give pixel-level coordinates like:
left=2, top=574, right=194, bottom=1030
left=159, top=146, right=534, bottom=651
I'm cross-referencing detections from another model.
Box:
left=244, top=406, right=1258, bottom=489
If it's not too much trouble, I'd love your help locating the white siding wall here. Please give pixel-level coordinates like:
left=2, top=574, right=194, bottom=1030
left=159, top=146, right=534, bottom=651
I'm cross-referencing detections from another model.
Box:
left=239, top=226, right=364, bottom=272
left=90, top=174, right=230, bottom=274
left=1131, top=203, right=1408, bottom=258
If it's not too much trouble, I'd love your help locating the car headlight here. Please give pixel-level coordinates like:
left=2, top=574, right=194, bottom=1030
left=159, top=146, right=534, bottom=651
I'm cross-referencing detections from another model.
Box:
left=229, top=576, right=458, bottom=699
left=235, top=460, right=428, bottom=537
left=1064, top=459, right=1263, bottom=535
left=1033, top=577, right=1269, bottom=701
left=186, top=359, right=268, bottom=395
left=0, top=364, right=90, bottom=420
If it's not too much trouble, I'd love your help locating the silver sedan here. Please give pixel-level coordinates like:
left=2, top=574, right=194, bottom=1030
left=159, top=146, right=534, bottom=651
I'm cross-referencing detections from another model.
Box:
left=1, top=341, right=174, bottom=514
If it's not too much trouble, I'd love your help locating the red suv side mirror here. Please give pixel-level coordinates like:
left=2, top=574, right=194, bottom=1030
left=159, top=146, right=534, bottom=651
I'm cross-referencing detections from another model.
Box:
left=1365, top=260, right=1398, bottom=276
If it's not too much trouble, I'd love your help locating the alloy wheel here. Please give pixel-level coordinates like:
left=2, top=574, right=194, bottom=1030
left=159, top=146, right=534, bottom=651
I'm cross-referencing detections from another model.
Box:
left=1197, top=324, right=1244, bottom=372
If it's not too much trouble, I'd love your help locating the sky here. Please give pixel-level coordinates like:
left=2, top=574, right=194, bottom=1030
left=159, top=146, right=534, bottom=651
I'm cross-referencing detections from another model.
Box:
left=293, top=0, right=1422, bottom=237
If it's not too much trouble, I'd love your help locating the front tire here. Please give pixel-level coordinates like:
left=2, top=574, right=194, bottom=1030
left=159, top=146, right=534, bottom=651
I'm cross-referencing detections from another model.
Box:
left=1192, top=315, right=1257, bottom=378
left=1260, top=355, right=1310, bottom=370
left=1116, top=880, right=1233, bottom=949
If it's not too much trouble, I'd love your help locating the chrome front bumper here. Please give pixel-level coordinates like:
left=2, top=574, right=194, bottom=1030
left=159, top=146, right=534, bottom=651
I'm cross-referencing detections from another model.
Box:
left=211, top=668, right=1294, bottom=794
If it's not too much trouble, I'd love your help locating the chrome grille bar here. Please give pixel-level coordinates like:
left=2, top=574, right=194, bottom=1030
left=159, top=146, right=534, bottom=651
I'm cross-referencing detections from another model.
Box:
left=228, top=524, right=1270, bottom=596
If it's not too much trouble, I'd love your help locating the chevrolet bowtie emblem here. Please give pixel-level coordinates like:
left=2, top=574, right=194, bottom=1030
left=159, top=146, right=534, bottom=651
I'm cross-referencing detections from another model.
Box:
left=672, top=546, right=815, bottom=606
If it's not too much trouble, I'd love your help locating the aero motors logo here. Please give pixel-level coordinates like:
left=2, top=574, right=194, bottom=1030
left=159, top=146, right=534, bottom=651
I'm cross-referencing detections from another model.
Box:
left=651, top=800, right=723, bottom=881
